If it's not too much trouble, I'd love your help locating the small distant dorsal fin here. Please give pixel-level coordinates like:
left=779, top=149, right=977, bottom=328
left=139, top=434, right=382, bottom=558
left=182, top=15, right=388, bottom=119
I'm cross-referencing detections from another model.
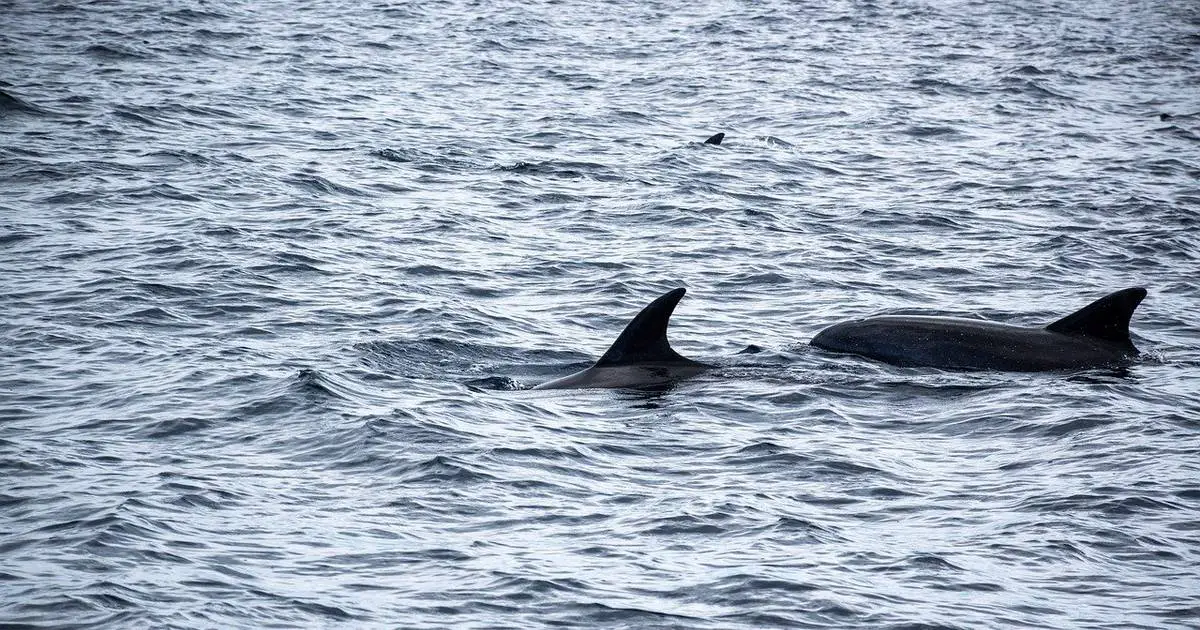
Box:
left=595, top=288, right=698, bottom=366
left=1045, top=287, right=1146, bottom=345
left=704, top=132, right=724, bottom=145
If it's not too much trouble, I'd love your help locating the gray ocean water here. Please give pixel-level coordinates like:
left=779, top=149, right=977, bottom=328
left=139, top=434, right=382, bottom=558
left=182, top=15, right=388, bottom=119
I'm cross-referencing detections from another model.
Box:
left=3, top=0, right=1200, bottom=628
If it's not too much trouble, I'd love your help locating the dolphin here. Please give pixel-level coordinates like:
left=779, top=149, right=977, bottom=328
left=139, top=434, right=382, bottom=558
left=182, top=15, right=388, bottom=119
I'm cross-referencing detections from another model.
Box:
left=704, top=132, right=725, bottom=145
left=810, top=287, right=1147, bottom=371
left=533, top=288, right=710, bottom=390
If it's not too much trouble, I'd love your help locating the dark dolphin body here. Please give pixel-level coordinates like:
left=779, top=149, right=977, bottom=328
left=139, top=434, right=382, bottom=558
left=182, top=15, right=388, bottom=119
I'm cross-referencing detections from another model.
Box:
left=811, top=288, right=1147, bottom=371
left=533, top=288, right=710, bottom=390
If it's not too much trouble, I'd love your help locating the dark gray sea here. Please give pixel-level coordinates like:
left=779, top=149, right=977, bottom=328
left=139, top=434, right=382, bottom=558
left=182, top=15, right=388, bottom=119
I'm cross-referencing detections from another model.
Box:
left=3, top=0, right=1199, bottom=628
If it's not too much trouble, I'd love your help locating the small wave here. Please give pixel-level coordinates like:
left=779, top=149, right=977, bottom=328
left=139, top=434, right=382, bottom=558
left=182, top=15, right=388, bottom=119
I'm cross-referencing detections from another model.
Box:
left=1015, top=492, right=1181, bottom=517
left=359, top=336, right=582, bottom=382
left=85, top=43, right=154, bottom=60
left=243, top=587, right=359, bottom=621
left=128, top=184, right=202, bottom=201
left=295, top=368, right=351, bottom=400
left=0, top=231, right=38, bottom=246
left=761, top=135, right=794, bottom=148
left=166, top=7, right=230, bottom=21
left=398, top=454, right=496, bottom=484
left=373, top=147, right=414, bottom=163
left=1095, top=495, right=1183, bottom=516
left=245, top=261, right=329, bottom=275
left=142, top=416, right=215, bottom=439
left=0, top=89, right=53, bottom=117
left=41, top=191, right=104, bottom=205
left=110, top=306, right=193, bottom=327
left=1028, top=414, right=1113, bottom=437
left=193, top=28, right=246, bottom=40
left=998, top=77, right=1073, bottom=100
left=494, top=159, right=622, bottom=182
left=1009, top=64, right=1050, bottom=76
left=136, top=149, right=217, bottom=167
left=463, top=375, right=523, bottom=390
left=112, top=107, right=168, bottom=128
left=220, top=371, right=342, bottom=420
left=902, top=125, right=962, bottom=138
left=372, top=147, right=481, bottom=172
left=1156, top=125, right=1200, bottom=142
left=555, top=601, right=707, bottom=627
left=285, top=174, right=370, bottom=197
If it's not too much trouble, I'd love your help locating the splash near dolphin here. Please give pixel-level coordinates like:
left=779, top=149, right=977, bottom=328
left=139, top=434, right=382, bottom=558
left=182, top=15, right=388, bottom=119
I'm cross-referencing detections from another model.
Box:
left=810, top=287, right=1147, bottom=371
left=533, top=288, right=710, bottom=390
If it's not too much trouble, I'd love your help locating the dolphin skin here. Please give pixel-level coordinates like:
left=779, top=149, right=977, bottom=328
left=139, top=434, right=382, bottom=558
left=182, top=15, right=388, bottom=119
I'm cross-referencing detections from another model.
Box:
left=810, top=287, right=1147, bottom=371
left=533, top=288, right=710, bottom=390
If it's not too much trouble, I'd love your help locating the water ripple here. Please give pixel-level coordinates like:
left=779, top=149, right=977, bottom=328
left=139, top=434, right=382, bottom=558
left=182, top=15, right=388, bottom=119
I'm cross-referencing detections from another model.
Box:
left=2, top=0, right=1198, bottom=628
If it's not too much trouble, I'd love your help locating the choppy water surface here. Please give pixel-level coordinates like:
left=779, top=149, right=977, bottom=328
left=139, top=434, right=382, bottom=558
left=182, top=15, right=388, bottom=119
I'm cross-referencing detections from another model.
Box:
left=3, top=0, right=1199, bottom=627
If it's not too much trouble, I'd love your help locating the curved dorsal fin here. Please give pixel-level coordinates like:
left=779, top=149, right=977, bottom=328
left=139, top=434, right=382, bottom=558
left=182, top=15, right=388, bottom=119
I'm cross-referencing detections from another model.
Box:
left=595, top=288, right=698, bottom=366
left=704, top=132, right=725, bottom=145
left=1044, top=287, right=1146, bottom=345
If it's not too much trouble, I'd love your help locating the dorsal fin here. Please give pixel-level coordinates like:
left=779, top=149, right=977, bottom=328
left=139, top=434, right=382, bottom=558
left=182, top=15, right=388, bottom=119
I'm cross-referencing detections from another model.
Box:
left=595, top=288, right=698, bottom=366
left=1045, top=287, right=1146, bottom=345
left=704, top=132, right=724, bottom=145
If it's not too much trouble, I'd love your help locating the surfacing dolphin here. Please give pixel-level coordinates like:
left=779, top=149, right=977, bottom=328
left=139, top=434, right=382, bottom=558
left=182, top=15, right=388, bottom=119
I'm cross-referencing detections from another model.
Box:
left=533, top=288, right=710, bottom=390
left=811, top=287, right=1147, bottom=371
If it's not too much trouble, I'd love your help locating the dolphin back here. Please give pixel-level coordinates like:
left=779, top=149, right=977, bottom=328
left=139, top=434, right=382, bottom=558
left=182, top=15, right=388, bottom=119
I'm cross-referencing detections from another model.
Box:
left=594, top=288, right=701, bottom=367
left=1044, top=287, right=1146, bottom=348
